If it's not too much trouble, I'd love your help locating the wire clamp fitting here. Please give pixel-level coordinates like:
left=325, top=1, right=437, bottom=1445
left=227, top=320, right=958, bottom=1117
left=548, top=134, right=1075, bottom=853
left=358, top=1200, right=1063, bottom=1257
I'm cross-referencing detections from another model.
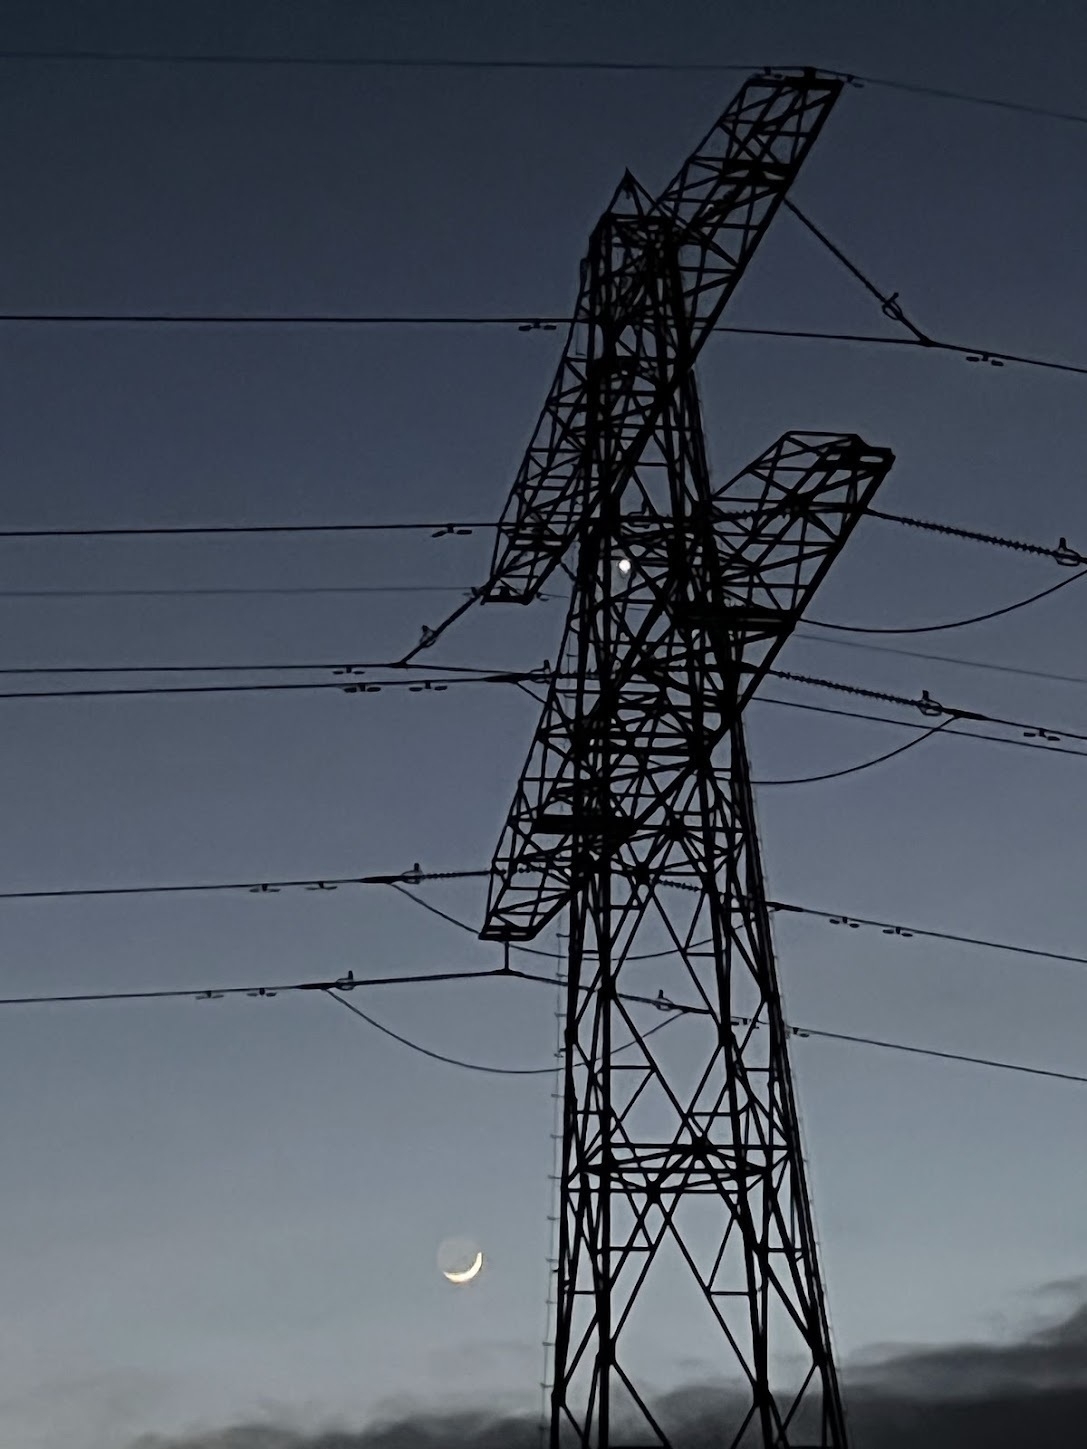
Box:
left=1054, top=536, right=1085, bottom=567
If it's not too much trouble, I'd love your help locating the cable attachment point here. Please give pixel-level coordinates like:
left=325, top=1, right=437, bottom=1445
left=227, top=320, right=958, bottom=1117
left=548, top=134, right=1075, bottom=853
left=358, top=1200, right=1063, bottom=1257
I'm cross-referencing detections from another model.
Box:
left=1054, top=536, right=1085, bottom=567
left=917, top=689, right=944, bottom=717
left=878, top=290, right=932, bottom=345
left=880, top=291, right=906, bottom=324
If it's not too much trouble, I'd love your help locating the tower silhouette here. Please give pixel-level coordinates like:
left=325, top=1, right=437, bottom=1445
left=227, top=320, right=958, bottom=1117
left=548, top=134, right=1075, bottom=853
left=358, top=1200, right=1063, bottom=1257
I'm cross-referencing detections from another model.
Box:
left=480, top=71, right=893, bottom=1449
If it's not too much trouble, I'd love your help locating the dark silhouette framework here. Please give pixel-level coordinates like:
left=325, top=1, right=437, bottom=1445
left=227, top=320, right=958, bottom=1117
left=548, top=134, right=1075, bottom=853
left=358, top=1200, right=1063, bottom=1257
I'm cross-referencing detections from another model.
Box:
left=479, top=70, right=893, bottom=1449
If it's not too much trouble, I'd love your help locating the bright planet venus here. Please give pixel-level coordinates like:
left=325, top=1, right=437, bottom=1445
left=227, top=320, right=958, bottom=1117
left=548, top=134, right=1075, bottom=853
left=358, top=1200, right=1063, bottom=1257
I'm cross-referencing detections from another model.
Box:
left=437, top=1235, right=484, bottom=1285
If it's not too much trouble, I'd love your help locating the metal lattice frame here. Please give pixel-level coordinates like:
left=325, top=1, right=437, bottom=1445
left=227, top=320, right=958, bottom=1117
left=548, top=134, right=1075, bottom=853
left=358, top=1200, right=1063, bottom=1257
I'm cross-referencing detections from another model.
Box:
left=478, top=70, right=892, bottom=1449
left=485, top=69, right=843, bottom=605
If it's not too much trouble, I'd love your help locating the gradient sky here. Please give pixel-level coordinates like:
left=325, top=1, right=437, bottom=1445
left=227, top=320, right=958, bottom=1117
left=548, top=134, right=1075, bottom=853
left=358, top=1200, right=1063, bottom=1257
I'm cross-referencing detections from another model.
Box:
left=2, top=2, right=1087, bottom=1446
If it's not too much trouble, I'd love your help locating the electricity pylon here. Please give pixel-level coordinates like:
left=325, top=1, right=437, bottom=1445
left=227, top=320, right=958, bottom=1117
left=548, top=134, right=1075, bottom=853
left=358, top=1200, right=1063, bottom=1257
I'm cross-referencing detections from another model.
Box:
left=479, top=71, right=894, bottom=1448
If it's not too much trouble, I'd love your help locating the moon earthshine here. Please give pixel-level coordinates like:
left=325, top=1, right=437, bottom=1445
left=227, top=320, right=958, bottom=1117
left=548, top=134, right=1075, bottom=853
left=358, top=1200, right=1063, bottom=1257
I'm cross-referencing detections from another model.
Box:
left=443, top=1250, right=483, bottom=1284
left=436, top=1235, right=484, bottom=1285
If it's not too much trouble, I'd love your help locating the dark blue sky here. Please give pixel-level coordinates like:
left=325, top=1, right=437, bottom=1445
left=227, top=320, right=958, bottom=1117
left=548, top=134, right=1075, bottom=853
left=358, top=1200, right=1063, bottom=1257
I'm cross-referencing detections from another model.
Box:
left=2, top=3, right=1087, bottom=1446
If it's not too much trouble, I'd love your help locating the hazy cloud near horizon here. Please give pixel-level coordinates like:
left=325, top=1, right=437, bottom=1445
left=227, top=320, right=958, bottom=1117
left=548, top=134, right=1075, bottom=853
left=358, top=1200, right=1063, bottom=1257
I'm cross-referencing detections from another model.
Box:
left=128, top=1282, right=1087, bottom=1448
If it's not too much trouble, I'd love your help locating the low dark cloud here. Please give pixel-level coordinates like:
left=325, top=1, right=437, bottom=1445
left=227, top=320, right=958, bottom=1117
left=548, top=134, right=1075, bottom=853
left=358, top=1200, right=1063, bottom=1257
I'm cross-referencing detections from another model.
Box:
left=839, top=1288, right=1087, bottom=1448
left=128, top=1416, right=542, bottom=1449
left=131, top=1286, right=1087, bottom=1449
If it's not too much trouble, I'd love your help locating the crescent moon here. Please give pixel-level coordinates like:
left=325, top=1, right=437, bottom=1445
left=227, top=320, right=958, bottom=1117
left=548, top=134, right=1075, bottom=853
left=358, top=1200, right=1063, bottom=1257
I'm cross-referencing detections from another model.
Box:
left=443, top=1251, right=483, bottom=1284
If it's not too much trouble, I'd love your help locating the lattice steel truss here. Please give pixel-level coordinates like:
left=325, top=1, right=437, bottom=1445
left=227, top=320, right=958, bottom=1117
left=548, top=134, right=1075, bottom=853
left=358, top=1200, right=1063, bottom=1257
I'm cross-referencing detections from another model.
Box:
left=479, top=70, right=894, bottom=1449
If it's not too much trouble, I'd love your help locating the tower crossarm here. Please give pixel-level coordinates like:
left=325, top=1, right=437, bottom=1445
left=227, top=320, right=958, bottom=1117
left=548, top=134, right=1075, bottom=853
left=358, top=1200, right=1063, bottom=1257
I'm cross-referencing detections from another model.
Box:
left=483, top=70, right=843, bottom=606
left=480, top=429, right=893, bottom=943
left=690, top=429, right=894, bottom=703
left=650, top=69, right=842, bottom=354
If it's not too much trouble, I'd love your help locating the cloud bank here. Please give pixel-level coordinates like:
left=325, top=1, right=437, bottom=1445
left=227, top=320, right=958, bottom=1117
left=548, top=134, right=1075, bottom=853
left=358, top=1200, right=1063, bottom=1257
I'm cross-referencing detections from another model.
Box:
left=130, top=1286, right=1087, bottom=1449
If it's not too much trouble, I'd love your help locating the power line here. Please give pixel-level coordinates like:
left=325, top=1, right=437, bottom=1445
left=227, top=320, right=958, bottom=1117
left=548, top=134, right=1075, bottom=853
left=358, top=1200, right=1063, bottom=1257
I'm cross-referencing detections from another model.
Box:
left=1, top=308, right=1084, bottom=378
left=806, top=569, right=1086, bottom=635
left=758, top=694, right=1087, bottom=762
left=0, top=584, right=481, bottom=600
left=0, top=50, right=759, bottom=72
left=0, top=503, right=1074, bottom=673
left=0, top=520, right=490, bottom=539
left=788, top=1022, right=1087, bottom=1087
left=783, top=192, right=1087, bottom=385
left=0, top=656, right=1078, bottom=761
left=8, top=851, right=1087, bottom=978
left=4, top=311, right=1076, bottom=383
left=867, top=509, right=1085, bottom=565
left=6, top=853, right=1079, bottom=979
left=3, top=502, right=1070, bottom=553
left=804, top=505, right=1087, bottom=639
left=391, top=884, right=714, bottom=970
left=0, top=304, right=1083, bottom=393
left=751, top=720, right=950, bottom=785
left=0, top=659, right=514, bottom=677
left=0, top=966, right=507, bottom=1006
left=0, top=314, right=917, bottom=354
left=0, top=502, right=1077, bottom=559
left=769, top=666, right=1087, bottom=747
left=0, top=505, right=1077, bottom=683
left=0, top=312, right=499, bottom=327
left=391, top=866, right=1087, bottom=980
left=1, top=649, right=1081, bottom=771
left=0, top=669, right=553, bottom=704
left=0, top=953, right=678, bottom=1078
left=845, top=70, right=1087, bottom=131
left=660, top=878, right=1087, bottom=975
left=0, top=959, right=576, bottom=1077
left=0, top=311, right=572, bottom=327
left=1, top=50, right=1086, bottom=132
left=332, top=990, right=682, bottom=1075
left=14, top=121, right=1087, bottom=408
left=0, top=956, right=1080, bottom=1089
left=327, top=971, right=690, bottom=1076
left=783, top=200, right=931, bottom=345
left=793, top=631, right=1087, bottom=692
left=768, top=899, right=1087, bottom=971
left=0, top=865, right=489, bottom=903
left=0, top=881, right=1071, bottom=1088
left=398, top=593, right=481, bottom=665
left=327, top=987, right=563, bottom=1076
left=0, top=659, right=524, bottom=678
left=386, top=879, right=545, bottom=949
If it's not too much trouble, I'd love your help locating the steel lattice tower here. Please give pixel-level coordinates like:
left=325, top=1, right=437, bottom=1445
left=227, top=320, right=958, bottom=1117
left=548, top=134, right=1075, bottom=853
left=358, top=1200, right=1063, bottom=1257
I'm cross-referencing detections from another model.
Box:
left=477, top=71, right=895, bottom=1449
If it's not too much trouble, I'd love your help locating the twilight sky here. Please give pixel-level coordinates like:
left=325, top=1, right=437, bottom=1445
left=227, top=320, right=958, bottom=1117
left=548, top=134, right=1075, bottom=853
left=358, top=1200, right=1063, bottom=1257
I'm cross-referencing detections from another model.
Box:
left=1, top=2, right=1087, bottom=1445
